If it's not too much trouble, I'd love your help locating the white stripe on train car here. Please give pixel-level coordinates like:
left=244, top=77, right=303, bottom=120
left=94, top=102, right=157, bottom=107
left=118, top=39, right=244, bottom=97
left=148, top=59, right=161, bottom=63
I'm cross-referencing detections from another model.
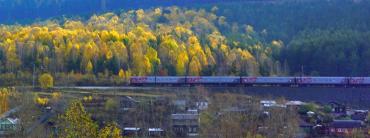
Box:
left=130, top=76, right=155, bottom=84
left=241, top=77, right=294, bottom=84
left=186, top=76, right=240, bottom=84
left=297, top=77, right=347, bottom=84
left=155, top=76, right=186, bottom=84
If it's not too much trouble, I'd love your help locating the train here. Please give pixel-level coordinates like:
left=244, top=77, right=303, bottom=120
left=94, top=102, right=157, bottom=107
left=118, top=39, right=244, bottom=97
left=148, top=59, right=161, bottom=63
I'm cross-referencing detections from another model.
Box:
left=129, top=76, right=370, bottom=86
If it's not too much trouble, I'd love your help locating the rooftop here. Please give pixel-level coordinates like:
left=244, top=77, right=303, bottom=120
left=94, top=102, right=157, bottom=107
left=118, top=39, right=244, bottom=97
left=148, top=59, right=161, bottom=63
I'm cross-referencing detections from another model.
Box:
left=124, top=127, right=140, bottom=131
left=148, top=128, right=164, bottom=132
left=0, top=118, right=19, bottom=125
left=260, top=100, right=276, bottom=104
left=172, top=114, right=199, bottom=120
left=286, top=101, right=306, bottom=106
left=329, top=120, right=364, bottom=128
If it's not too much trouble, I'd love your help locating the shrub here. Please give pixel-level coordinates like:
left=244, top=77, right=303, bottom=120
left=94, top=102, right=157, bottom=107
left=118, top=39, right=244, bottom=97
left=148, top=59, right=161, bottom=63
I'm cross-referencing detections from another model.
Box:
left=39, top=73, right=54, bottom=89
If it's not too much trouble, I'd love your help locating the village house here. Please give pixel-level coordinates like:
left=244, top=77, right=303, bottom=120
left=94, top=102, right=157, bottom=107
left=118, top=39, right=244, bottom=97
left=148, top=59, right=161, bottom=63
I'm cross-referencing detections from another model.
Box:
left=171, top=110, right=200, bottom=137
left=328, top=120, right=364, bottom=136
left=148, top=128, right=165, bottom=137
left=260, top=100, right=286, bottom=109
left=329, top=102, right=347, bottom=114
left=195, top=100, right=208, bottom=111
left=123, top=127, right=142, bottom=136
left=348, top=110, right=368, bottom=121
left=286, top=101, right=306, bottom=109
left=0, top=118, right=19, bottom=136
left=122, top=127, right=165, bottom=137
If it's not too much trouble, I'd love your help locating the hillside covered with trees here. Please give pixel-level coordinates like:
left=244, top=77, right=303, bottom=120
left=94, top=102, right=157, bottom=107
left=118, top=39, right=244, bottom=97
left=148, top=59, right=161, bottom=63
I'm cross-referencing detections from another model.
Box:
left=0, top=7, right=283, bottom=85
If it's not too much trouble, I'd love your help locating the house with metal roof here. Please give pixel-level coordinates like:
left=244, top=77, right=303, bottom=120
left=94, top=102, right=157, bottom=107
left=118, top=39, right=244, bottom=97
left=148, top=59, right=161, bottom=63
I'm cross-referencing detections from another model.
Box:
left=171, top=111, right=200, bottom=137
left=123, top=127, right=142, bottom=136
left=148, top=128, right=165, bottom=137
left=0, top=118, right=19, bottom=136
left=328, top=120, right=364, bottom=136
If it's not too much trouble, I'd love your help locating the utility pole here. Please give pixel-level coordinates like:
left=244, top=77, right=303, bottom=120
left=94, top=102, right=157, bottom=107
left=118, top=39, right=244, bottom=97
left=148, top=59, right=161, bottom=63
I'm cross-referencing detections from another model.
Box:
left=33, top=63, right=35, bottom=88
left=301, top=65, right=304, bottom=77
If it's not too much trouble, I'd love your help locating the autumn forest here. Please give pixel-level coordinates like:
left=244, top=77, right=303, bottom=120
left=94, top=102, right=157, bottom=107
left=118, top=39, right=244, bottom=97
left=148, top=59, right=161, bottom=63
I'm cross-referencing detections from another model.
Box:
left=0, top=7, right=283, bottom=86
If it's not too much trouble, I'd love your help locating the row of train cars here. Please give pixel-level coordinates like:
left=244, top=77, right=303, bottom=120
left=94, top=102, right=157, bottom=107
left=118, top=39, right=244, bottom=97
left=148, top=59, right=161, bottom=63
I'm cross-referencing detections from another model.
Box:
left=130, top=76, right=370, bottom=87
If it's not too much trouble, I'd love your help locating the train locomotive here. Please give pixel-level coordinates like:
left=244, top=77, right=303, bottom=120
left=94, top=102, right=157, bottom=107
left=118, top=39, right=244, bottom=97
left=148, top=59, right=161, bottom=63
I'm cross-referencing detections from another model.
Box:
left=130, top=76, right=370, bottom=86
